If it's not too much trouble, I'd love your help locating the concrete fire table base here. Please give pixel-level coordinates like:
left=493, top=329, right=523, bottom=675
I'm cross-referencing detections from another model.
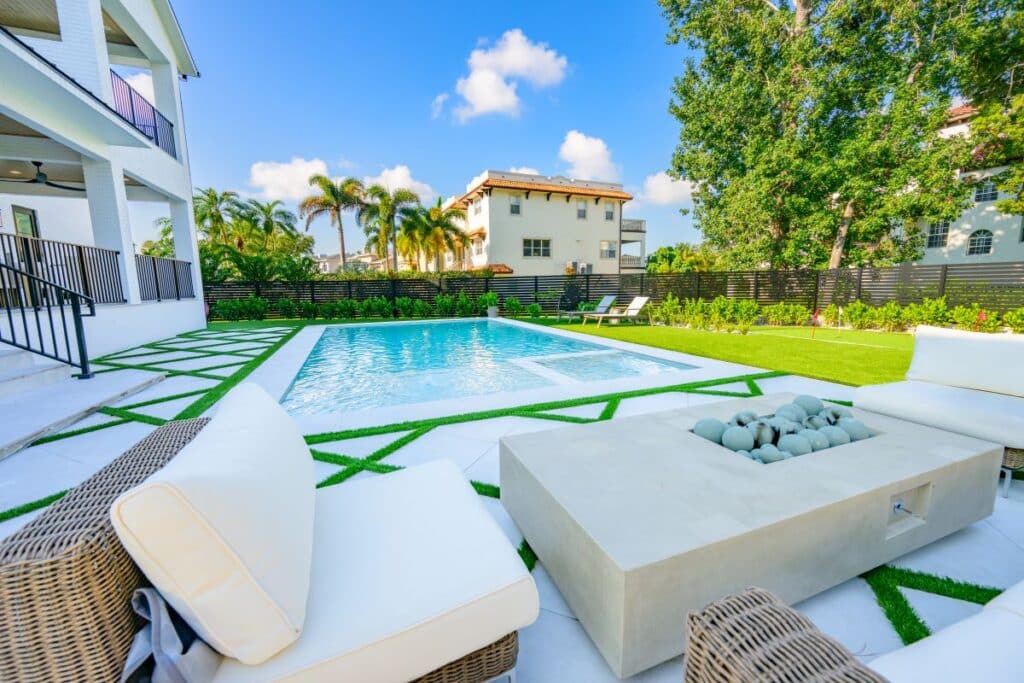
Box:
left=499, top=393, right=1002, bottom=678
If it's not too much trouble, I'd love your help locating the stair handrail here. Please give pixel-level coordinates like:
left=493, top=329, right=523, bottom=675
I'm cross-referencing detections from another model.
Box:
left=0, top=261, right=95, bottom=379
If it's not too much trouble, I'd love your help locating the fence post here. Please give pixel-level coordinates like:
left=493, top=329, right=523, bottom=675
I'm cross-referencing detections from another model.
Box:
left=855, top=268, right=864, bottom=301
left=310, top=281, right=316, bottom=304
left=937, top=264, right=948, bottom=298
left=173, top=262, right=181, bottom=300
left=585, top=274, right=591, bottom=302
left=812, top=271, right=821, bottom=311
left=347, top=280, right=353, bottom=298
left=534, top=276, right=539, bottom=303
left=484, top=277, right=490, bottom=294
left=152, top=256, right=161, bottom=302
left=390, top=278, right=398, bottom=318
left=753, top=271, right=760, bottom=302
left=75, top=245, right=92, bottom=299
left=640, top=273, right=645, bottom=297
left=695, top=272, right=702, bottom=299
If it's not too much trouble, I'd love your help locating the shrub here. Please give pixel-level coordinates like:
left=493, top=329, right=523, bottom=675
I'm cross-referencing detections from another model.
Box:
left=874, top=301, right=906, bottom=332
left=762, top=302, right=810, bottom=326
left=276, top=297, right=298, bottom=319
left=733, top=299, right=760, bottom=334
left=503, top=296, right=523, bottom=318
left=333, top=298, right=358, bottom=318
left=577, top=300, right=597, bottom=312
left=1002, top=307, right=1024, bottom=333
left=479, top=292, right=499, bottom=310
left=901, top=297, right=949, bottom=327
left=682, top=297, right=709, bottom=329
left=434, top=294, right=456, bottom=317
left=653, top=293, right=683, bottom=325
left=821, top=303, right=841, bottom=327
left=950, top=304, right=1001, bottom=332
left=358, top=296, right=392, bottom=318
left=412, top=299, right=434, bottom=317
left=297, top=301, right=319, bottom=319
left=455, top=291, right=478, bottom=317
left=707, top=296, right=737, bottom=331
left=525, top=303, right=542, bottom=318
left=316, top=302, right=334, bottom=319
left=394, top=296, right=416, bottom=318
left=212, top=296, right=269, bottom=321
left=843, top=300, right=876, bottom=330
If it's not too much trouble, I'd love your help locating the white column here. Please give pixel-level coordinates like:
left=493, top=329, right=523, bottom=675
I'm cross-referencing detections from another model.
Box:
left=82, top=158, right=141, bottom=303
left=53, top=0, right=113, bottom=102
left=169, top=197, right=203, bottom=294
left=151, top=62, right=186, bottom=158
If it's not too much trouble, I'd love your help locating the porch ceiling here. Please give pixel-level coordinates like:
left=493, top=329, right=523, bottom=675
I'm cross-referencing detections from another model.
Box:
left=0, top=0, right=136, bottom=46
left=0, top=158, right=143, bottom=189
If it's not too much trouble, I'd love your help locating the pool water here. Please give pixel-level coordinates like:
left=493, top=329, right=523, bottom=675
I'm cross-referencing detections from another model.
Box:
left=281, top=320, right=696, bottom=414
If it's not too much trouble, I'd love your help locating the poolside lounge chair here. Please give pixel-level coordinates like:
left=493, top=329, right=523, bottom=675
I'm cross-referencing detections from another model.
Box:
left=581, top=296, right=650, bottom=327
left=557, top=294, right=616, bottom=321
left=0, top=384, right=538, bottom=683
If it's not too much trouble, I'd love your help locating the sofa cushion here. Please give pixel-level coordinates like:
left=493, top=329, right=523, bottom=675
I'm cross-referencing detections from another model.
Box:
left=110, top=384, right=315, bottom=664
left=986, top=580, right=1024, bottom=618
left=212, top=460, right=539, bottom=683
left=853, top=380, right=1024, bottom=449
left=868, top=607, right=1024, bottom=683
left=907, top=325, right=1024, bottom=398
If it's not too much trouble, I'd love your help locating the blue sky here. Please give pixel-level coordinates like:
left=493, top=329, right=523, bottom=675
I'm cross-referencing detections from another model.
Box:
left=170, top=0, right=699, bottom=255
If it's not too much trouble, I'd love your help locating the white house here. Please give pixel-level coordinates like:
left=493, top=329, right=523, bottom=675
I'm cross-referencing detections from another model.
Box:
left=441, top=170, right=646, bottom=276
left=0, top=0, right=204, bottom=371
left=915, top=106, right=1024, bottom=265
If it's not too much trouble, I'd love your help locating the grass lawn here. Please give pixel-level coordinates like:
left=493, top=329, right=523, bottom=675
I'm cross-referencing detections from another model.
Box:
left=548, top=322, right=913, bottom=386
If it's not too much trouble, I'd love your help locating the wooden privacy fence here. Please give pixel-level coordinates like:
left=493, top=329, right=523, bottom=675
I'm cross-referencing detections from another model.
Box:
left=204, top=261, right=1024, bottom=318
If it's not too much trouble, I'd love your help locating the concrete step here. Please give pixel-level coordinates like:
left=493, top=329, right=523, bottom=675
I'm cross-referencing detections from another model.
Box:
left=0, top=347, right=34, bottom=373
left=0, top=362, right=72, bottom=400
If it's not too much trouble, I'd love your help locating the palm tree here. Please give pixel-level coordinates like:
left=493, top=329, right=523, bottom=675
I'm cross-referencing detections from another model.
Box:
left=356, top=185, right=420, bottom=272
left=298, top=176, right=365, bottom=271
left=193, top=188, right=241, bottom=244
left=245, top=199, right=298, bottom=251
left=401, top=199, right=468, bottom=272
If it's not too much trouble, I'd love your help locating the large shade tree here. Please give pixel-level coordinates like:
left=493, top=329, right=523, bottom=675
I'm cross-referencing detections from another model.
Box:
left=658, top=0, right=1019, bottom=269
left=298, top=176, right=365, bottom=271
left=193, top=188, right=241, bottom=244
left=399, top=198, right=469, bottom=272
left=357, top=185, right=420, bottom=271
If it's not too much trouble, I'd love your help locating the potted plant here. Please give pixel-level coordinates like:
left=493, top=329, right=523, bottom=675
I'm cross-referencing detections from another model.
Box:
left=480, top=292, right=499, bottom=318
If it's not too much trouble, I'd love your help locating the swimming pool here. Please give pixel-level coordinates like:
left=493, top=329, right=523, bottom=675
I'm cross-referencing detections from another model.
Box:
left=280, top=320, right=696, bottom=414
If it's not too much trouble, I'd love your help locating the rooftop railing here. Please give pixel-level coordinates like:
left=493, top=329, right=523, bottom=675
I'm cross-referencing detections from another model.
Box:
left=621, top=219, right=646, bottom=233
left=110, top=70, right=177, bottom=158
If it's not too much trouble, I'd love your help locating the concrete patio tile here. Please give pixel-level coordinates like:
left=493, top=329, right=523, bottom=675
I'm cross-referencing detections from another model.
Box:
left=614, top=393, right=691, bottom=418
left=0, top=507, right=45, bottom=541
left=313, top=459, right=344, bottom=484
left=203, top=363, right=248, bottom=378
left=899, top=587, right=983, bottom=634
left=111, top=375, right=217, bottom=405
left=148, top=338, right=224, bottom=350
left=541, top=403, right=606, bottom=420
left=313, top=431, right=413, bottom=459
left=155, top=355, right=245, bottom=372
left=481, top=496, right=523, bottom=548
left=517, top=610, right=624, bottom=683
left=890, top=520, right=1024, bottom=590
left=984, top=486, right=1024, bottom=551
left=385, top=430, right=493, bottom=470
left=106, top=350, right=208, bottom=366
left=463, top=445, right=499, bottom=485
left=130, top=396, right=202, bottom=420
left=441, top=416, right=560, bottom=442
left=532, top=562, right=573, bottom=618
left=64, top=412, right=127, bottom=430
left=0, top=448, right=96, bottom=511
left=756, top=375, right=855, bottom=402
left=44, top=422, right=156, bottom=471
left=796, top=578, right=905, bottom=661
left=683, top=392, right=739, bottom=408
left=194, top=342, right=270, bottom=353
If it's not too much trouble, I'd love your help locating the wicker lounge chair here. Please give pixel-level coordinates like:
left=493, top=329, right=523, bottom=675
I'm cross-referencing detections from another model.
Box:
left=581, top=296, right=650, bottom=327
left=0, top=414, right=528, bottom=683
left=557, top=294, right=616, bottom=321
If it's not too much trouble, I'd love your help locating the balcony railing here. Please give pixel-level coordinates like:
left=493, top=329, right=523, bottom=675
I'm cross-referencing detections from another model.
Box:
left=621, top=219, right=647, bottom=233
left=0, top=233, right=124, bottom=304
left=110, top=70, right=177, bottom=158
left=620, top=254, right=645, bottom=268
left=135, top=254, right=195, bottom=301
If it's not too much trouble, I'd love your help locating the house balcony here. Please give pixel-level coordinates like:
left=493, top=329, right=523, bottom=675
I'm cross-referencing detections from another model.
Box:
left=620, top=254, right=645, bottom=270
left=109, top=70, right=177, bottom=158
left=621, top=218, right=646, bottom=233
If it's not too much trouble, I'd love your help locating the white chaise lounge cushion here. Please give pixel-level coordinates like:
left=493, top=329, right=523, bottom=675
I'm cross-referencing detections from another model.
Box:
left=110, top=384, right=315, bottom=664
left=853, top=380, right=1024, bottom=448
left=906, top=325, right=1024, bottom=398
left=212, top=460, right=540, bottom=683
left=868, top=604, right=1024, bottom=682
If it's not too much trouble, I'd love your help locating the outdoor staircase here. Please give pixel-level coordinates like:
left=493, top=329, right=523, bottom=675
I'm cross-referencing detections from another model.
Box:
left=0, top=346, right=71, bottom=400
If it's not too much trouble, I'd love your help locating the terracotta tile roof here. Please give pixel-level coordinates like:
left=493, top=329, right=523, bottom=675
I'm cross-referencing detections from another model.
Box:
left=453, top=177, right=632, bottom=207
left=947, top=104, right=978, bottom=123
left=465, top=227, right=486, bottom=239
left=471, top=263, right=513, bottom=274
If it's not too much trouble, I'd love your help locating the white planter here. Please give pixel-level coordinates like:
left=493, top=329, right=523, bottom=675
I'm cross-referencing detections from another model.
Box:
left=487, top=306, right=499, bottom=318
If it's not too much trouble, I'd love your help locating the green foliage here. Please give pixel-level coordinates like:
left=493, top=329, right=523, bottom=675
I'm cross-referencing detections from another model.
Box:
left=298, top=302, right=319, bottom=320
left=645, top=243, right=720, bottom=273
left=455, top=291, right=479, bottom=317
left=682, top=297, right=708, bottom=328
left=140, top=218, right=176, bottom=258
left=843, top=301, right=876, bottom=330
left=412, top=299, right=434, bottom=318
left=653, top=293, right=683, bottom=325
left=762, top=303, right=810, bottom=326
left=950, top=304, right=1001, bottom=332
left=479, top=292, right=499, bottom=309
left=334, top=298, right=358, bottom=318
left=874, top=301, right=907, bottom=332
left=358, top=296, right=393, bottom=318
left=821, top=303, right=841, bottom=327
left=707, top=296, right=736, bottom=331
left=1002, top=308, right=1024, bottom=333
left=504, top=296, right=523, bottom=318
left=525, top=303, right=542, bottom=318
left=969, top=94, right=1024, bottom=219
left=901, top=298, right=949, bottom=327
left=394, top=296, right=416, bottom=318
left=656, top=295, right=759, bottom=333
left=211, top=296, right=269, bottom=321
left=732, top=299, right=760, bottom=334
left=434, top=294, right=456, bottom=316
left=276, top=297, right=298, bottom=319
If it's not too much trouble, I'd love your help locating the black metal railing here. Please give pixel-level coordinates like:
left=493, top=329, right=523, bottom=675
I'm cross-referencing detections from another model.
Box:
left=0, top=262, right=95, bottom=377
left=136, top=254, right=195, bottom=301
left=110, top=70, right=177, bottom=158
left=0, top=234, right=124, bottom=304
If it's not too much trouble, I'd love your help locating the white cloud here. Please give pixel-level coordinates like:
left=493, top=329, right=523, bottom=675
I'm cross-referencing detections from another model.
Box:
left=363, top=165, right=435, bottom=202
left=640, top=171, right=695, bottom=205
left=452, top=29, right=567, bottom=122
left=248, top=157, right=328, bottom=200
left=124, top=72, right=154, bottom=104
left=431, top=93, right=449, bottom=119
left=558, top=130, right=618, bottom=181
left=509, top=166, right=540, bottom=175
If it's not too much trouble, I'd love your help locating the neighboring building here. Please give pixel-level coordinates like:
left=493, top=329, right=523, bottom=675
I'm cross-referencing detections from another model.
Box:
left=0, top=0, right=204, bottom=364
left=915, top=106, right=1024, bottom=265
left=314, top=253, right=343, bottom=274
left=443, top=170, right=646, bottom=276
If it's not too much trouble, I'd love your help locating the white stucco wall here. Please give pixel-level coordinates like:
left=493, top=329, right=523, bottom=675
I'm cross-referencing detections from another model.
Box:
left=0, top=194, right=168, bottom=247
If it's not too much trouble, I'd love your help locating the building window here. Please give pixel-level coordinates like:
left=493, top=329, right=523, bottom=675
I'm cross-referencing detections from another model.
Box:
left=12, top=206, right=39, bottom=238
left=510, top=195, right=522, bottom=215
left=967, top=230, right=993, bottom=255
left=576, top=200, right=587, bottom=220
left=472, top=199, right=482, bottom=216
left=974, top=181, right=998, bottom=202
left=604, top=202, right=615, bottom=221
left=473, top=239, right=484, bottom=256
left=599, top=240, right=617, bottom=258
left=523, top=238, right=551, bottom=257
left=926, top=221, right=949, bottom=248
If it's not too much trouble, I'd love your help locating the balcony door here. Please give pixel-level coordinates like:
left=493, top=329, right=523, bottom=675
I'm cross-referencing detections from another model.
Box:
left=12, top=206, right=39, bottom=238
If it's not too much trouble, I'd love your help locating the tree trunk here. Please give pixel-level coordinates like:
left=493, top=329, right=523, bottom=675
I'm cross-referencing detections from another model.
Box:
left=828, top=200, right=855, bottom=269
left=391, top=224, right=398, bottom=272
left=792, top=0, right=810, bottom=32
left=336, top=216, right=347, bottom=271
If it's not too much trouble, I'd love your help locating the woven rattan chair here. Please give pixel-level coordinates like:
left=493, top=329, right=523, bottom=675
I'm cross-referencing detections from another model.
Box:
left=0, top=418, right=519, bottom=683
left=685, top=587, right=888, bottom=683
left=1002, top=448, right=1024, bottom=496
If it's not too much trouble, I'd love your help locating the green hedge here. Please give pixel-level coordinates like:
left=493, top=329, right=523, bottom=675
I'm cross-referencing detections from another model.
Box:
left=209, top=293, right=533, bottom=322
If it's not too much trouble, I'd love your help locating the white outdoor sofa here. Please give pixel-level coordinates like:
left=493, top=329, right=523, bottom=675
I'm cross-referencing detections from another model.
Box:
left=853, top=325, right=1024, bottom=496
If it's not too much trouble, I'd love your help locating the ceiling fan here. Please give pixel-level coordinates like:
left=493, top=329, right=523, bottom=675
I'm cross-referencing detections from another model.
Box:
left=5, top=161, right=85, bottom=192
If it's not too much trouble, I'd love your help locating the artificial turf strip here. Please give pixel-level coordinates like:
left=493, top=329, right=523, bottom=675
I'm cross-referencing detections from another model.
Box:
left=304, top=371, right=785, bottom=446
left=31, top=417, right=134, bottom=445
left=518, top=540, right=538, bottom=571
left=599, top=398, right=621, bottom=421
left=98, top=406, right=168, bottom=427
left=117, top=388, right=211, bottom=411
left=0, top=490, right=68, bottom=523
left=861, top=565, right=1003, bottom=645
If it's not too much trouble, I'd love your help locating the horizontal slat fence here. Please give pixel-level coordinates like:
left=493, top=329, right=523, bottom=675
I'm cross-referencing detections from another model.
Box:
left=204, top=261, right=1024, bottom=319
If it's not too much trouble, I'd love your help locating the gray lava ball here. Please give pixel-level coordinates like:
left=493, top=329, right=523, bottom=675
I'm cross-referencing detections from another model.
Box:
left=768, top=417, right=799, bottom=436
left=758, top=444, right=785, bottom=463
left=775, top=403, right=808, bottom=423
left=799, top=429, right=830, bottom=451
left=793, top=395, right=825, bottom=415
left=732, top=410, right=759, bottom=427
left=819, top=425, right=851, bottom=447
left=722, top=426, right=755, bottom=451
left=837, top=418, right=870, bottom=441
left=803, top=415, right=829, bottom=430
left=694, top=418, right=727, bottom=444
left=778, top=434, right=812, bottom=456
left=748, top=420, right=776, bottom=447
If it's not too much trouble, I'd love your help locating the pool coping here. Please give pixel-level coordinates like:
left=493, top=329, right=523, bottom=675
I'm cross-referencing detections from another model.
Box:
left=245, top=317, right=765, bottom=432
